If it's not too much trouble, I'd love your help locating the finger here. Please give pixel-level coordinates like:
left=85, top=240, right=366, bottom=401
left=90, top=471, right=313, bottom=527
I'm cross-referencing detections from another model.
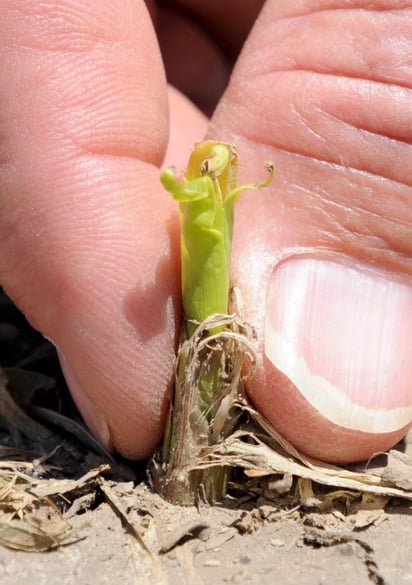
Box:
left=0, top=0, right=180, bottom=458
left=210, top=0, right=412, bottom=462
left=163, top=85, right=208, bottom=168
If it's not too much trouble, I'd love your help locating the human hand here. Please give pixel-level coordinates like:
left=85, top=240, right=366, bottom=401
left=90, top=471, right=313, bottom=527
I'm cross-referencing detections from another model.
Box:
left=0, top=0, right=411, bottom=463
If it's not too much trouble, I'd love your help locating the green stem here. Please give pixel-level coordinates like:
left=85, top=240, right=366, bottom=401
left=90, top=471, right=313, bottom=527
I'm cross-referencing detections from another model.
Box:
left=154, top=142, right=274, bottom=504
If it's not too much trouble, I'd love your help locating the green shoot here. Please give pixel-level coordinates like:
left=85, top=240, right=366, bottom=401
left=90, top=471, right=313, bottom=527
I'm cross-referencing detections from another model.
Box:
left=155, top=141, right=274, bottom=504
left=161, top=142, right=273, bottom=337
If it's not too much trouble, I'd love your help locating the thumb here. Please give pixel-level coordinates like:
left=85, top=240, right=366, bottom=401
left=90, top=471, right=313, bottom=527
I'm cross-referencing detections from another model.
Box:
left=210, top=0, right=412, bottom=462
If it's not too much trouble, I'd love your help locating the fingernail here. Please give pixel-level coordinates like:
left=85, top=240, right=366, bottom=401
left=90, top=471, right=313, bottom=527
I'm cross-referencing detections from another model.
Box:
left=57, top=351, right=113, bottom=451
left=265, top=257, right=412, bottom=433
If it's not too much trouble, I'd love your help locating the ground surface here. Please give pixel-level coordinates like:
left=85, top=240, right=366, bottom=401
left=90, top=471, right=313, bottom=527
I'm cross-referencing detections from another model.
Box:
left=0, top=480, right=411, bottom=585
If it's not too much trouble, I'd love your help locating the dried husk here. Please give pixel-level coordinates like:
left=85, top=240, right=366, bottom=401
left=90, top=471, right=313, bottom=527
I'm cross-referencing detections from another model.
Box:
left=153, top=306, right=412, bottom=506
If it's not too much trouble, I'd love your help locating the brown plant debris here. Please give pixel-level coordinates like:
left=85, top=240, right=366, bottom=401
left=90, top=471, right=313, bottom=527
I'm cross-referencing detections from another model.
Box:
left=0, top=461, right=109, bottom=551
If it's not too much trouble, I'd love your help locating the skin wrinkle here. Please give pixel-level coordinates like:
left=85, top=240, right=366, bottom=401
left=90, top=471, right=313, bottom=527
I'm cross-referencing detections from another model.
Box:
left=0, top=90, right=165, bottom=174
left=220, top=125, right=412, bottom=275
left=292, top=106, right=329, bottom=148
left=260, top=0, right=412, bottom=20
left=284, top=189, right=394, bottom=252
left=258, top=155, right=411, bottom=267
left=312, top=85, right=412, bottom=145
left=246, top=15, right=412, bottom=87
left=29, top=53, right=166, bottom=163
left=316, top=187, right=412, bottom=234
left=1, top=2, right=134, bottom=50
left=264, top=151, right=410, bottom=260
left=237, top=125, right=410, bottom=191
left=301, top=186, right=412, bottom=263
left=0, top=5, right=167, bottom=166
left=222, top=97, right=412, bottom=189
left=0, top=37, right=120, bottom=54
left=313, top=112, right=412, bottom=154
left=321, top=208, right=408, bottom=258
left=251, top=64, right=412, bottom=93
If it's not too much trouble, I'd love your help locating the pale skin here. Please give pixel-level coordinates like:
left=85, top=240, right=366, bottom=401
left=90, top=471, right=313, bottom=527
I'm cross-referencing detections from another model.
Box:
left=0, top=0, right=411, bottom=462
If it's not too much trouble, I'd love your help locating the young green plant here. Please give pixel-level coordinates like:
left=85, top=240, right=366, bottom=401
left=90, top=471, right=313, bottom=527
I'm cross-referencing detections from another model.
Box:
left=156, top=141, right=274, bottom=504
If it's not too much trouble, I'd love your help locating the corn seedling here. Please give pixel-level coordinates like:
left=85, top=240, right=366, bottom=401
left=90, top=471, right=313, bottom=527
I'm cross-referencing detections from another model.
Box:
left=153, top=141, right=274, bottom=505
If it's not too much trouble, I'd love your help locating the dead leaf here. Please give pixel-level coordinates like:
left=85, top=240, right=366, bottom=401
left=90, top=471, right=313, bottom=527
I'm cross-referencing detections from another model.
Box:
left=203, top=409, right=412, bottom=503
left=382, top=450, right=412, bottom=490
left=0, top=516, right=71, bottom=552
left=159, top=519, right=210, bottom=553
left=31, top=464, right=110, bottom=497
left=349, top=509, right=387, bottom=530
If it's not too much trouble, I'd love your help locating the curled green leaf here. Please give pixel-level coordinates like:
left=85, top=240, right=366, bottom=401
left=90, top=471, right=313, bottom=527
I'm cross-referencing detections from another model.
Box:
left=161, top=141, right=274, bottom=337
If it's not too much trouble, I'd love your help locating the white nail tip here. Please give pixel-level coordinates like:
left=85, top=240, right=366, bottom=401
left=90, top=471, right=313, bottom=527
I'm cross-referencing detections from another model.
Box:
left=265, top=328, right=412, bottom=433
left=265, top=258, right=412, bottom=433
